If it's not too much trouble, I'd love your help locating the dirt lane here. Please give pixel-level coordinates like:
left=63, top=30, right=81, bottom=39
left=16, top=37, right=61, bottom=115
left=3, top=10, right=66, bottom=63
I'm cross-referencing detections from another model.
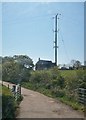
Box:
left=17, top=87, right=84, bottom=118
left=1, top=81, right=84, bottom=118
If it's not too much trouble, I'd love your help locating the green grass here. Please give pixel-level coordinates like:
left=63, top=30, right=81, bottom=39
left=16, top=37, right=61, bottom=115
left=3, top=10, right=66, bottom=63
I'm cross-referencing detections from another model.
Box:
left=60, top=70, right=77, bottom=78
left=2, top=85, right=12, bottom=96
left=58, top=96, right=84, bottom=111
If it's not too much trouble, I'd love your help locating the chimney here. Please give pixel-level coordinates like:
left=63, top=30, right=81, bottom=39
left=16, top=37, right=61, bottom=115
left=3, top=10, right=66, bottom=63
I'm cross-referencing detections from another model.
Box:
left=38, top=58, right=40, bottom=61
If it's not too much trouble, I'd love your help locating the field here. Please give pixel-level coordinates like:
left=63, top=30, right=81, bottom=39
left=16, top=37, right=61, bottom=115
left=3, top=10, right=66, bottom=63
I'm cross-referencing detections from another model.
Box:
left=60, top=70, right=77, bottom=78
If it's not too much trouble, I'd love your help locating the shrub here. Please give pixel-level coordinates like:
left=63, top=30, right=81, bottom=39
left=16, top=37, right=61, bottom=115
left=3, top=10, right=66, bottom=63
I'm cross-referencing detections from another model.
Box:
left=2, top=86, right=17, bottom=119
left=51, top=87, right=65, bottom=97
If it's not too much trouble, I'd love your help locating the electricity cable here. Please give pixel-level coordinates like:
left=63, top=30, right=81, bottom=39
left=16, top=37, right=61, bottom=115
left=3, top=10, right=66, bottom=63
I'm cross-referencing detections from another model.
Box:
left=59, top=28, right=70, bottom=62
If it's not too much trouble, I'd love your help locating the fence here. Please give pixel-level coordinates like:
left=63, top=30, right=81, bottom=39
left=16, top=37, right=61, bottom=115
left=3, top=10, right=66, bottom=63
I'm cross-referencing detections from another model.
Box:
left=15, top=84, right=21, bottom=101
left=11, top=84, right=21, bottom=101
left=78, top=88, right=86, bottom=105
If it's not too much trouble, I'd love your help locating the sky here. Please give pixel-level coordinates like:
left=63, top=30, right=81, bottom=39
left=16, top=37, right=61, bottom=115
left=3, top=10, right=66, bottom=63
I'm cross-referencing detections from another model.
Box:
left=2, top=2, right=84, bottom=65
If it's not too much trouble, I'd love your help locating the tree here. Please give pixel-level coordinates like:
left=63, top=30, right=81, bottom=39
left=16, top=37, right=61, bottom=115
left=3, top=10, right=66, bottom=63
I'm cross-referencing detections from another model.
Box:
left=71, top=60, right=81, bottom=69
left=13, top=55, right=34, bottom=69
left=2, top=56, right=14, bottom=63
left=2, top=60, right=20, bottom=83
left=75, top=60, right=81, bottom=69
left=2, top=55, right=34, bottom=83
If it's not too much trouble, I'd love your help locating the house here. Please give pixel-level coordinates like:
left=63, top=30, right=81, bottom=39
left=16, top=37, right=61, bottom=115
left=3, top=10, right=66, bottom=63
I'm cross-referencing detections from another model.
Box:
left=35, top=58, right=56, bottom=70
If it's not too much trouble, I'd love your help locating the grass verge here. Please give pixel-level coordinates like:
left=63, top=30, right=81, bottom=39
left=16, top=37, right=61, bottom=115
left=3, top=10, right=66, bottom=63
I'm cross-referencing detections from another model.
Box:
left=2, top=85, right=23, bottom=119
left=22, top=82, right=84, bottom=112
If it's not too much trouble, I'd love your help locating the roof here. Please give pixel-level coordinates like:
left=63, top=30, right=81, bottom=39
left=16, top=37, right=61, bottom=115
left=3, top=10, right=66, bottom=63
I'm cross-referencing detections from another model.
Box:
left=36, top=60, right=52, bottom=65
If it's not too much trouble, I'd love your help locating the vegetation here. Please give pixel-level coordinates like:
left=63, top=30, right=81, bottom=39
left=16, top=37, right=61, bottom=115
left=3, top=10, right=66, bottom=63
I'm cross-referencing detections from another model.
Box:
left=2, top=85, right=17, bottom=118
left=22, top=67, right=85, bottom=112
left=2, top=55, right=34, bottom=84
left=2, top=55, right=85, bottom=112
left=70, top=59, right=82, bottom=69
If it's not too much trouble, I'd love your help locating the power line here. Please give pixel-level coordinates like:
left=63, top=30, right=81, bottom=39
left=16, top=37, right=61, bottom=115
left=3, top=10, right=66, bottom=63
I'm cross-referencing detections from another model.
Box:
left=59, top=29, right=70, bottom=62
